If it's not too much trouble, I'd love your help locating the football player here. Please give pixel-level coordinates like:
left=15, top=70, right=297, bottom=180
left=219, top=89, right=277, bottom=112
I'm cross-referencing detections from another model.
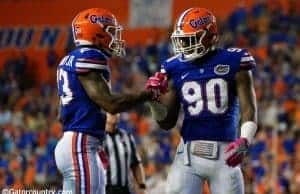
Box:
left=146, top=8, right=258, bottom=194
left=54, top=8, right=164, bottom=194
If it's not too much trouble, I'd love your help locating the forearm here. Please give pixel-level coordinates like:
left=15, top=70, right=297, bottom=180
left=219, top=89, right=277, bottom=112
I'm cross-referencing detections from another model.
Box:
left=97, top=91, right=152, bottom=114
left=147, top=101, right=177, bottom=129
left=240, top=84, right=257, bottom=123
left=132, top=163, right=146, bottom=186
left=241, top=108, right=256, bottom=123
left=157, top=114, right=177, bottom=130
left=240, top=103, right=257, bottom=144
left=148, top=81, right=180, bottom=129
left=236, top=70, right=258, bottom=143
left=79, top=72, right=153, bottom=114
left=147, top=101, right=168, bottom=121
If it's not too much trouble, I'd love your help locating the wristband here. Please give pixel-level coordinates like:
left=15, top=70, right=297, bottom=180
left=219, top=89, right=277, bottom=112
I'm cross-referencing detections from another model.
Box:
left=240, top=121, right=257, bottom=144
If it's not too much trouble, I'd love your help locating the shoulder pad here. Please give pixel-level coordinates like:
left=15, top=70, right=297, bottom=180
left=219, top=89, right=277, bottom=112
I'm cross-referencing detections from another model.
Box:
left=72, top=47, right=109, bottom=72
left=225, top=48, right=256, bottom=71
left=161, top=54, right=181, bottom=74
left=165, top=54, right=180, bottom=63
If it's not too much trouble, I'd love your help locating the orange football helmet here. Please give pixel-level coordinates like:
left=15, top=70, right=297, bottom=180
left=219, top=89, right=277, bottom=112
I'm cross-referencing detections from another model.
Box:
left=72, top=8, right=125, bottom=56
left=171, top=8, right=218, bottom=60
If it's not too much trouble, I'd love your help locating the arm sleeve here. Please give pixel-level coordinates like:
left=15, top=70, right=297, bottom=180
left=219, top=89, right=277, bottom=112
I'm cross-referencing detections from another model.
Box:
left=161, top=62, right=167, bottom=74
left=239, top=50, right=256, bottom=71
left=75, top=58, right=108, bottom=73
left=160, top=61, right=172, bottom=80
left=74, top=49, right=110, bottom=81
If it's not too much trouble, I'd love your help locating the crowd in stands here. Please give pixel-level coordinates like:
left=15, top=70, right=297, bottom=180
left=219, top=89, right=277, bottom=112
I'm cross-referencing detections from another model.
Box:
left=0, top=1, right=300, bottom=194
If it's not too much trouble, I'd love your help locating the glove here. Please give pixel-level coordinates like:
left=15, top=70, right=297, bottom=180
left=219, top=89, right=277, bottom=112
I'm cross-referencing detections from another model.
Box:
left=224, top=137, right=249, bottom=167
left=145, top=72, right=168, bottom=100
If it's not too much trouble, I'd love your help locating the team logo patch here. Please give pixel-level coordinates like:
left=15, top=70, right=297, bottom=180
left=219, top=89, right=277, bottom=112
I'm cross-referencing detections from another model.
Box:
left=214, top=64, right=230, bottom=75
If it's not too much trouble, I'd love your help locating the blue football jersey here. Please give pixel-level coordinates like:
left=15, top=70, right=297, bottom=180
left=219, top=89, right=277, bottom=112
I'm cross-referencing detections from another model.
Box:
left=161, top=48, right=256, bottom=142
left=57, top=47, right=110, bottom=139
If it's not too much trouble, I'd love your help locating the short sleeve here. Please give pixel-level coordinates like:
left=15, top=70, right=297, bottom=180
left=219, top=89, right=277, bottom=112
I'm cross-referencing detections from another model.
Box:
left=74, top=48, right=109, bottom=74
left=160, top=55, right=179, bottom=76
left=239, top=50, right=256, bottom=71
left=160, top=62, right=167, bottom=74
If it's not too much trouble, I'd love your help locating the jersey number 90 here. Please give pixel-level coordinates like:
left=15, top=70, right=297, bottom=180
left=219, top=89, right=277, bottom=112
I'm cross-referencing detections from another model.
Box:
left=182, top=78, right=228, bottom=115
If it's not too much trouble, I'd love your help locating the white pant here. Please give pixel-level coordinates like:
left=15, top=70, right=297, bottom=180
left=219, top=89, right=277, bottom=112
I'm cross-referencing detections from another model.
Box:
left=166, top=140, right=244, bottom=194
left=55, top=131, right=106, bottom=194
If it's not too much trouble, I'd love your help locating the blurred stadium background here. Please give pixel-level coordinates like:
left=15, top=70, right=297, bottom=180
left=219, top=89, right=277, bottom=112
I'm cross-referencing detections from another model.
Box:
left=0, top=0, right=300, bottom=193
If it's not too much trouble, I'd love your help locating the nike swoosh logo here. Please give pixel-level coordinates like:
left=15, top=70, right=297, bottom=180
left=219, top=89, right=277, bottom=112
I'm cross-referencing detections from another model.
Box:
left=181, top=72, right=189, bottom=79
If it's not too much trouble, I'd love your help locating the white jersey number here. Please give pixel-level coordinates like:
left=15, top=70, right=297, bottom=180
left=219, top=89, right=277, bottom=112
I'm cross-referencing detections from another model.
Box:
left=182, top=78, right=228, bottom=116
left=57, top=69, right=73, bottom=105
